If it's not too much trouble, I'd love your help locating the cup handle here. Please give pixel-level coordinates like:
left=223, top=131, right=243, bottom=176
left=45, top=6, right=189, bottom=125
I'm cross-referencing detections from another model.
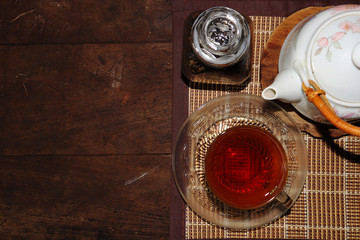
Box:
left=276, top=191, right=293, bottom=209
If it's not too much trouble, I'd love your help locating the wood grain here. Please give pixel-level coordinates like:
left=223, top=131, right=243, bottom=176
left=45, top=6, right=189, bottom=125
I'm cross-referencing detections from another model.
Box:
left=0, top=154, right=170, bottom=240
left=0, top=0, right=172, bottom=44
left=260, top=6, right=348, bottom=138
left=0, top=43, right=172, bottom=155
left=0, top=0, right=172, bottom=239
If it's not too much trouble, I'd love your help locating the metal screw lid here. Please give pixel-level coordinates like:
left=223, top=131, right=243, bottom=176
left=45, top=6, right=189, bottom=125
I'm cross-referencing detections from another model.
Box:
left=191, top=6, right=251, bottom=68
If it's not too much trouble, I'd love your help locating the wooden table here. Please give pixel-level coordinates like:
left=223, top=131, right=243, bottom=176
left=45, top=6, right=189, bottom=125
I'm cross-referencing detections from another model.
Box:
left=0, top=1, right=172, bottom=239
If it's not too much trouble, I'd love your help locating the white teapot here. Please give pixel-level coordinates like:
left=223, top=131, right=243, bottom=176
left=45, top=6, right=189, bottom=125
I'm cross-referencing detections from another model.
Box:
left=262, top=5, right=360, bottom=136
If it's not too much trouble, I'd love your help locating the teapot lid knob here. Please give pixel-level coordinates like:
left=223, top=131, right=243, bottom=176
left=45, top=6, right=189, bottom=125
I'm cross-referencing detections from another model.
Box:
left=352, top=42, right=360, bottom=69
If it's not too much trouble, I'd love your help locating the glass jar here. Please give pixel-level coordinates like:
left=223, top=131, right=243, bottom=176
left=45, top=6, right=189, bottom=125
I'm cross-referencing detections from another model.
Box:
left=182, top=6, right=253, bottom=86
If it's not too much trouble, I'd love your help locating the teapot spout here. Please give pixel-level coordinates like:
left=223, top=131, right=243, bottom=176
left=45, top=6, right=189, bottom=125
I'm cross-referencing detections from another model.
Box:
left=262, top=69, right=303, bottom=103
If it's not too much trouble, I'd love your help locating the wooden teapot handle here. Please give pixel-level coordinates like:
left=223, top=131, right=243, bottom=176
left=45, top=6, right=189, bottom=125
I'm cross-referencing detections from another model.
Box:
left=302, top=80, right=360, bottom=137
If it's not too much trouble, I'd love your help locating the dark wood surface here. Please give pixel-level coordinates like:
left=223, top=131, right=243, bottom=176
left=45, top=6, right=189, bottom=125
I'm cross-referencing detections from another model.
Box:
left=1, top=0, right=172, bottom=239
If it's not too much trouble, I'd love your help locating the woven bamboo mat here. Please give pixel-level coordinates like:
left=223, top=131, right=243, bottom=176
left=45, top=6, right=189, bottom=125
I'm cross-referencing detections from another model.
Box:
left=186, top=15, right=360, bottom=240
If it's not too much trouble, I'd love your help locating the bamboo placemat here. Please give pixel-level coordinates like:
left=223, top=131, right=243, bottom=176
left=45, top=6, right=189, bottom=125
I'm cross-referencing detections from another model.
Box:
left=185, top=15, right=360, bottom=240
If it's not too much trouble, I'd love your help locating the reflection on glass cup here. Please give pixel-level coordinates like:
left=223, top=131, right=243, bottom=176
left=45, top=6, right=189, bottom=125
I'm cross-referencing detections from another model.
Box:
left=172, top=94, right=307, bottom=229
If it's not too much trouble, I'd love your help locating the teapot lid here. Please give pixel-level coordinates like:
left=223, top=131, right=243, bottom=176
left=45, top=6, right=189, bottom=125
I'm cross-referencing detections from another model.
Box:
left=309, top=8, right=360, bottom=106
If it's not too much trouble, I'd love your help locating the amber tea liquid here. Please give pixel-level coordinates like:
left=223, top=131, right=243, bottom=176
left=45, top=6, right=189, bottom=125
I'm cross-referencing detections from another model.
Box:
left=205, top=125, right=288, bottom=209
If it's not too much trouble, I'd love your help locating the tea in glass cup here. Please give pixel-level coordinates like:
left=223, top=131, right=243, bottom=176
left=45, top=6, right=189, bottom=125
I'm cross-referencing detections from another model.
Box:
left=205, top=125, right=288, bottom=210
left=173, top=94, right=307, bottom=229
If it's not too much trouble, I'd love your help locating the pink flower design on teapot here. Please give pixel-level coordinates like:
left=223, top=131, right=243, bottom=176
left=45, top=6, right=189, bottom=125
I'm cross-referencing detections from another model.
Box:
left=315, top=19, right=360, bottom=61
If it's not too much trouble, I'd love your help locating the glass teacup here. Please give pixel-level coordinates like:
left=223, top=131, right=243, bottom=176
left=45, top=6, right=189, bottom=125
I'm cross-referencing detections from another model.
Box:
left=172, top=94, right=307, bottom=229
